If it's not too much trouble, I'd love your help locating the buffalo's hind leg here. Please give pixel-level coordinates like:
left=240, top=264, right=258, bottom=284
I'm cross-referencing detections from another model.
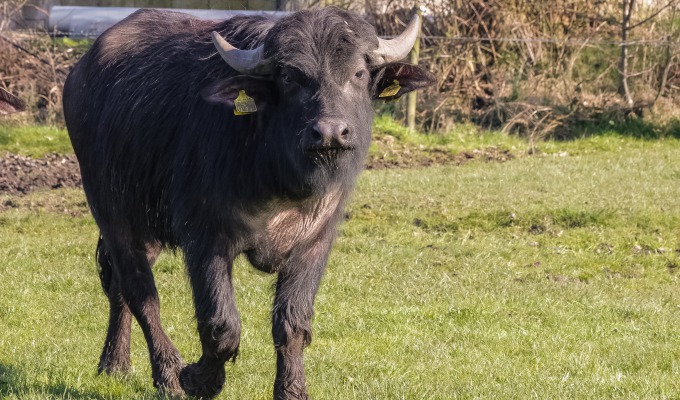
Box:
left=97, top=236, right=132, bottom=374
left=180, top=242, right=241, bottom=399
left=100, top=233, right=184, bottom=395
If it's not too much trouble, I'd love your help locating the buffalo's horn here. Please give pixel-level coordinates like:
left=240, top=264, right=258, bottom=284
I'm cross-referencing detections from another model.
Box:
left=375, top=14, right=421, bottom=63
left=211, top=31, right=273, bottom=75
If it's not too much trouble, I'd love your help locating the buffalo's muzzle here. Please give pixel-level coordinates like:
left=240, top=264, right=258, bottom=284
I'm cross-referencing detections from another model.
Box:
left=305, top=119, right=353, bottom=152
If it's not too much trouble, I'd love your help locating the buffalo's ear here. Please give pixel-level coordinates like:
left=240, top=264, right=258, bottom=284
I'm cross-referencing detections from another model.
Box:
left=370, top=63, right=436, bottom=100
left=201, top=75, right=275, bottom=111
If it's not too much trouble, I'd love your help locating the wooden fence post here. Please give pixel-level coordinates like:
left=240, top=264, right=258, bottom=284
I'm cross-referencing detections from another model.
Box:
left=406, top=5, right=422, bottom=132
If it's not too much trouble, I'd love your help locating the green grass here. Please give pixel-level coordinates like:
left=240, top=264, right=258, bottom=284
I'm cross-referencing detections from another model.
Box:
left=0, top=117, right=519, bottom=160
left=1, top=127, right=679, bottom=399
left=0, top=116, right=671, bottom=160
left=0, top=124, right=72, bottom=157
left=372, top=114, right=525, bottom=151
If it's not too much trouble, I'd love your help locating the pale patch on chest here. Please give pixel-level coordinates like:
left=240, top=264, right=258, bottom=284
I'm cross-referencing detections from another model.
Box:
left=243, top=187, right=344, bottom=270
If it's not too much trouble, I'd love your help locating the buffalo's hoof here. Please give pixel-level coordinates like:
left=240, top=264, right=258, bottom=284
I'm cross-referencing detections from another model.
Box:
left=179, top=363, right=225, bottom=399
left=153, top=352, right=185, bottom=397
left=275, top=394, right=310, bottom=400
left=274, top=389, right=310, bottom=400
left=274, top=380, right=310, bottom=400
left=98, top=354, right=131, bottom=375
left=155, top=374, right=185, bottom=398
left=158, top=385, right=186, bottom=399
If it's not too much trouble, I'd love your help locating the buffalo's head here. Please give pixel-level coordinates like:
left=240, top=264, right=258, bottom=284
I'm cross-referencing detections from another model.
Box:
left=203, top=8, right=434, bottom=193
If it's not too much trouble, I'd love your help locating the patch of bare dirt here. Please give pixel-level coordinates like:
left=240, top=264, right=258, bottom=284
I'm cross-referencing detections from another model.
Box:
left=0, top=143, right=514, bottom=198
left=0, top=153, right=81, bottom=196
left=1, top=189, right=90, bottom=216
left=366, top=143, right=514, bottom=170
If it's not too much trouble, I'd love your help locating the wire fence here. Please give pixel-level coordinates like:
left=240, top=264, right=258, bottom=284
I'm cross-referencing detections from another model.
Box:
left=3, top=3, right=680, bottom=134
left=379, top=36, right=680, bottom=48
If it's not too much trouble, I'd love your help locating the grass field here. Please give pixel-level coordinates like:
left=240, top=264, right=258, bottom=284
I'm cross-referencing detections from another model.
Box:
left=0, top=121, right=679, bottom=399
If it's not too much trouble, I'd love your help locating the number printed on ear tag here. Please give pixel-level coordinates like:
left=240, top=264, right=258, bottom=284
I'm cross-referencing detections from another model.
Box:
left=378, top=80, right=401, bottom=98
left=234, top=90, right=257, bottom=115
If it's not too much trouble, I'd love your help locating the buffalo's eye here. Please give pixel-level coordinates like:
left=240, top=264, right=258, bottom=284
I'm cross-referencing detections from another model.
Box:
left=281, top=73, right=292, bottom=85
left=354, top=70, right=366, bottom=80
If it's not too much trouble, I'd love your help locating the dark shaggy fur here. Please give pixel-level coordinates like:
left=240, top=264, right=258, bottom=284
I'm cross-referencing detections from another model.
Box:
left=63, top=7, right=434, bottom=399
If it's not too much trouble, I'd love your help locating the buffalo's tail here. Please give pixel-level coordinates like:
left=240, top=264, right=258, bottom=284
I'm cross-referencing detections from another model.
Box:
left=96, top=235, right=113, bottom=296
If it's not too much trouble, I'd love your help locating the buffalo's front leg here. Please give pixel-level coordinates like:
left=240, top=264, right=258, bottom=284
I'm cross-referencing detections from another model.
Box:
left=272, top=239, right=333, bottom=400
left=180, top=246, right=241, bottom=398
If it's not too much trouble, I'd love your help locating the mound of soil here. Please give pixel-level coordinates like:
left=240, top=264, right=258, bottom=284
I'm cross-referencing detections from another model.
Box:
left=367, top=146, right=514, bottom=170
left=0, top=153, right=81, bottom=196
left=0, top=146, right=514, bottom=197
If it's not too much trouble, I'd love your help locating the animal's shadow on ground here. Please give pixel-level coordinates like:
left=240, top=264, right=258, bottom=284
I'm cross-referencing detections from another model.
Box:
left=0, top=363, right=113, bottom=399
left=474, top=102, right=680, bottom=140
left=568, top=117, right=680, bottom=140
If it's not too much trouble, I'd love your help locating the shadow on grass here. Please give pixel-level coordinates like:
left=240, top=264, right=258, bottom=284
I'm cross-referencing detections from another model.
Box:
left=470, top=99, right=680, bottom=141
left=0, top=363, right=111, bottom=399
left=0, top=363, right=21, bottom=394
left=570, top=117, right=680, bottom=140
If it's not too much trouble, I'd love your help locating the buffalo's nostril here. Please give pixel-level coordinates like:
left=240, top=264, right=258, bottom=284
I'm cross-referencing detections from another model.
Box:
left=309, top=119, right=351, bottom=149
left=311, top=128, right=324, bottom=144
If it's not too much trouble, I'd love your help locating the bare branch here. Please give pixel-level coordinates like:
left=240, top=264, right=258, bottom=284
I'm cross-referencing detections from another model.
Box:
left=629, top=0, right=679, bottom=30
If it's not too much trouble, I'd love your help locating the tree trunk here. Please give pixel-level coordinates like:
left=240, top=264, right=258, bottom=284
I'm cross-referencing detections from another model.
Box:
left=619, top=0, right=634, bottom=108
left=406, top=5, right=422, bottom=131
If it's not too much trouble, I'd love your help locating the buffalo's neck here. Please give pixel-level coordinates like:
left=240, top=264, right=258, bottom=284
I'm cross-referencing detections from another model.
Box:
left=239, top=184, right=347, bottom=273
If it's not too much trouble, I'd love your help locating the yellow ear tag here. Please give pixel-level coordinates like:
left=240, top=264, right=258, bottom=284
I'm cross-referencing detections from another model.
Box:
left=233, top=90, right=257, bottom=115
left=378, top=80, right=401, bottom=98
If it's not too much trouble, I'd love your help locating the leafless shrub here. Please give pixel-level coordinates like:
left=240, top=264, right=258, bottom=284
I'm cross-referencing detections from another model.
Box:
left=367, top=0, right=680, bottom=136
left=0, top=1, right=87, bottom=125
left=479, top=101, right=569, bottom=142
left=3, top=0, right=680, bottom=134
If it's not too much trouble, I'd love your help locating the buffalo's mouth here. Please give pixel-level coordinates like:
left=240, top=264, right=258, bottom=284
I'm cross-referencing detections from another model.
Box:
left=304, top=144, right=354, bottom=162
left=305, top=144, right=353, bottom=153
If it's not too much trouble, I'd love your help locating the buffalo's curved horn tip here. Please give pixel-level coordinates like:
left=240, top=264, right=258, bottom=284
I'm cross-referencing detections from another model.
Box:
left=375, top=14, right=421, bottom=63
left=211, top=31, right=272, bottom=75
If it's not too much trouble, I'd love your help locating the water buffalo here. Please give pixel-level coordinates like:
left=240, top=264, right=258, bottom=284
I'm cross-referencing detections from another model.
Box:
left=63, top=7, right=434, bottom=399
left=0, top=88, right=25, bottom=115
